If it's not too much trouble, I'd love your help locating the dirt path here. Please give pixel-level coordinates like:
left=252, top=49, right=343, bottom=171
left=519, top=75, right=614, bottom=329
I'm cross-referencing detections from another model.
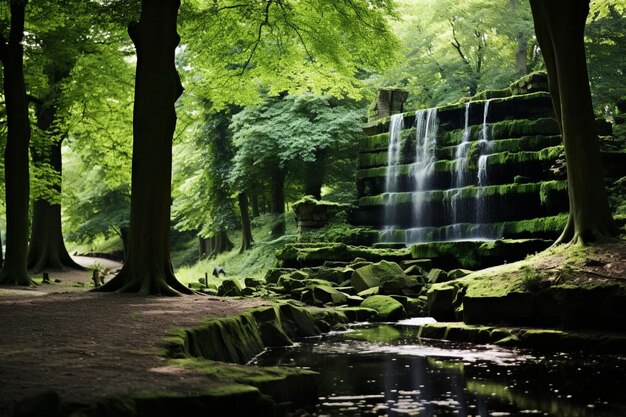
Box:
left=0, top=262, right=270, bottom=416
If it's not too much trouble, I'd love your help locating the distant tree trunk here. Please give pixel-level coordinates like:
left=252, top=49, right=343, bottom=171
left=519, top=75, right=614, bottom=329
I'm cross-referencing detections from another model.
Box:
left=28, top=104, right=83, bottom=272
left=208, top=230, right=233, bottom=257
left=260, top=194, right=267, bottom=214
left=238, top=192, right=253, bottom=253
left=270, top=165, right=286, bottom=237
left=530, top=0, right=617, bottom=244
left=0, top=232, right=3, bottom=266
left=515, top=35, right=528, bottom=76
left=198, top=236, right=210, bottom=260
left=250, top=189, right=260, bottom=218
left=303, top=158, right=324, bottom=200
left=0, top=0, right=33, bottom=286
left=508, top=0, right=528, bottom=76
left=95, top=0, right=191, bottom=295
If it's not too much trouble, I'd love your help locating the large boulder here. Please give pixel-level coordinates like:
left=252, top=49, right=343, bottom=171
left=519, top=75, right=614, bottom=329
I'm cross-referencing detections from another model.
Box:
left=351, top=260, right=407, bottom=293
left=361, top=295, right=405, bottom=321
left=218, top=279, right=243, bottom=297
left=265, top=268, right=297, bottom=284
left=301, top=285, right=348, bottom=306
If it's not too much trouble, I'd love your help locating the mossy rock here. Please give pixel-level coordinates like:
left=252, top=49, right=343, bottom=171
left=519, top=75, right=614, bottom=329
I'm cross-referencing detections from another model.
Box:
left=251, top=307, right=294, bottom=347
left=351, top=260, right=407, bottom=293
left=218, top=279, right=244, bottom=297
left=275, top=243, right=411, bottom=268
left=169, top=313, right=265, bottom=364
left=361, top=295, right=405, bottom=321
left=358, top=286, right=380, bottom=297
left=301, top=285, right=348, bottom=306
left=427, top=268, right=450, bottom=284
left=278, top=304, right=321, bottom=337
left=265, top=268, right=296, bottom=284
left=338, top=307, right=381, bottom=322
left=244, top=277, right=264, bottom=288
left=277, top=277, right=306, bottom=293
left=390, top=296, right=426, bottom=317
left=301, top=267, right=346, bottom=285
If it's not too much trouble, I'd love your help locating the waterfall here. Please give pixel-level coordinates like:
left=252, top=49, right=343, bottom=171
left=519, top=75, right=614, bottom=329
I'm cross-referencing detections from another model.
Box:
left=406, top=108, right=438, bottom=244
left=447, top=103, right=471, bottom=238
left=381, top=114, right=404, bottom=240
left=454, top=102, right=471, bottom=189
left=475, top=99, right=492, bottom=233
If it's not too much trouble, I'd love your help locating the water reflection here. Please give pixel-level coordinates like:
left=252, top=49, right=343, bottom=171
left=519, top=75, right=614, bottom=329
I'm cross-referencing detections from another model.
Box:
left=252, top=324, right=626, bottom=417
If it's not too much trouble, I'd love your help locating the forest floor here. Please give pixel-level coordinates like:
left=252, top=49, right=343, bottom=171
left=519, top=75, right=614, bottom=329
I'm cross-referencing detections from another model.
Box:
left=0, top=256, right=270, bottom=416
left=0, top=242, right=624, bottom=416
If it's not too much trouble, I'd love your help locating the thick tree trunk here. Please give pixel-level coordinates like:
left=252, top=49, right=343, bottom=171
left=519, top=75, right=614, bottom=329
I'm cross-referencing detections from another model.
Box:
left=270, top=165, right=286, bottom=237
left=238, top=192, right=253, bottom=253
left=530, top=0, right=617, bottom=244
left=95, top=0, right=190, bottom=295
left=0, top=0, right=33, bottom=286
left=28, top=130, right=83, bottom=272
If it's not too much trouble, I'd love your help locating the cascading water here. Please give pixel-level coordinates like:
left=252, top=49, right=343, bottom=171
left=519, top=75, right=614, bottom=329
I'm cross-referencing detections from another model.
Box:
left=476, top=99, right=492, bottom=228
left=406, top=109, right=438, bottom=244
left=381, top=114, right=404, bottom=241
left=379, top=99, right=499, bottom=245
left=446, top=103, right=471, bottom=239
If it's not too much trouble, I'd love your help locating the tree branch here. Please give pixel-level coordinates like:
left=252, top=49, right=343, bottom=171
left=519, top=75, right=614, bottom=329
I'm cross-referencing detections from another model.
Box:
left=449, top=18, right=470, bottom=66
left=239, top=0, right=273, bottom=75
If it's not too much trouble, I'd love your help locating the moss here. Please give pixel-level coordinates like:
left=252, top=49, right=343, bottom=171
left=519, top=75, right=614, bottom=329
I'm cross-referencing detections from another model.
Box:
left=275, top=243, right=412, bottom=268
left=351, top=260, right=406, bottom=292
left=360, top=295, right=405, bottom=321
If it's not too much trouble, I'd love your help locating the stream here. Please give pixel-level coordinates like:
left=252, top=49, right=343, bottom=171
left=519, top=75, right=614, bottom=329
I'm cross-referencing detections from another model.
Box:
left=252, top=320, right=626, bottom=417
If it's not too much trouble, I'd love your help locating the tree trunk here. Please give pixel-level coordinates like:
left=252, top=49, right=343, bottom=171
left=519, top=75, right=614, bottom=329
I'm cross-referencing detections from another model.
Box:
left=270, top=165, right=286, bottom=237
left=509, top=0, right=528, bottom=76
left=209, top=230, right=233, bottom=257
left=530, top=0, right=617, bottom=244
left=0, top=0, right=33, bottom=286
left=198, top=236, right=210, bottom=260
left=0, top=231, right=3, bottom=266
left=250, top=189, right=259, bottom=218
left=303, top=158, right=324, bottom=200
left=238, top=192, right=253, bottom=253
left=28, top=128, right=83, bottom=272
left=95, top=0, right=191, bottom=295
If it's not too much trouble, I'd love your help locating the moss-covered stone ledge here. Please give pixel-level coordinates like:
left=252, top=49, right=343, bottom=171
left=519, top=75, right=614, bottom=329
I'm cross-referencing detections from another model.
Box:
left=275, top=243, right=412, bottom=268
left=426, top=242, right=626, bottom=331
left=416, top=322, right=626, bottom=353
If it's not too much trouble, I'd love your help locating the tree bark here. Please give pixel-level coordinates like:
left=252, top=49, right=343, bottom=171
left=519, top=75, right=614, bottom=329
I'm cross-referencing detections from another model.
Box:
left=303, top=158, right=324, bottom=200
left=0, top=0, right=33, bottom=286
left=28, top=105, right=83, bottom=272
left=530, top=0, right=617, bottom=244
left=95, top=0, right=191, bottom=295
left=208, top=230, right=233, bottom=257
left=270, top=164, right=286, bottom=237
left=238, top=192, right=253, bottom=253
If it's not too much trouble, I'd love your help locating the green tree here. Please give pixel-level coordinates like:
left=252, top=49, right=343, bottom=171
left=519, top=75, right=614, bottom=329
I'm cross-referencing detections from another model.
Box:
left=172, top=107, right=238, bottom=258
left=371, top=0, right=539, bottom=108
left=95, top=0, right=192, bottom=295
left=0, top=0, right=33, bottom=285
left=530, top=0, right=618, bottom=244
left=230, top=93, right=364, bottom=236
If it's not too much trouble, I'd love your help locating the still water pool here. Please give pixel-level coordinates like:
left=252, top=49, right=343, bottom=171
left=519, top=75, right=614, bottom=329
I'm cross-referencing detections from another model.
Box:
left=252, top=320, right=626, bottom=417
